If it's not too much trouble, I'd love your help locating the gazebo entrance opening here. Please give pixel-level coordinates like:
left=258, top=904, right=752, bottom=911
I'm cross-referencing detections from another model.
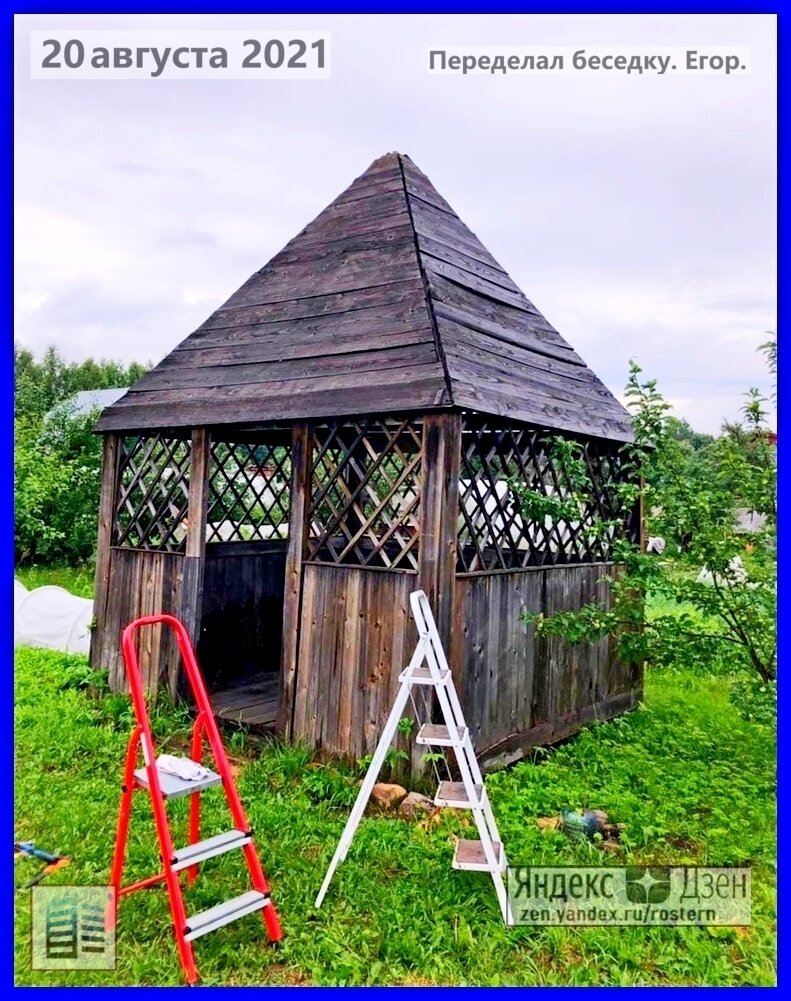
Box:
left=198, top=429, right=293, bottom=726
left=107, top=426, right=294, bottom=725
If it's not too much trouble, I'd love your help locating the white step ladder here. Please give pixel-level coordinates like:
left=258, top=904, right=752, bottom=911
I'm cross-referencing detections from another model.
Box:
left=315, top=589, right=511, bottom=924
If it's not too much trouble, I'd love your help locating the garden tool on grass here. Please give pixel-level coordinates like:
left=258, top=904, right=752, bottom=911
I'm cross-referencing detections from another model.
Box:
left=14, top=841, right=71, bottom=888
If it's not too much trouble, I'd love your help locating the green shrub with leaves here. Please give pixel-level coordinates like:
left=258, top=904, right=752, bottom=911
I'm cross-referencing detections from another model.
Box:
left=14, top=345, right=151, bottom=567
left=14, top=408, right=105, bottom=565
left=520, top=359, right=776, bottom=713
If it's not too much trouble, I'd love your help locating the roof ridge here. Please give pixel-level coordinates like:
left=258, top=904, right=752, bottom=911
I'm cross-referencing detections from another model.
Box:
left=396, top=153, right=454, bottom=407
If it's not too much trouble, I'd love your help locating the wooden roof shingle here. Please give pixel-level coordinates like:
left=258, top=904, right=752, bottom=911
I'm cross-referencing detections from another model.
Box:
left=96, top=152, right=632, bottom=442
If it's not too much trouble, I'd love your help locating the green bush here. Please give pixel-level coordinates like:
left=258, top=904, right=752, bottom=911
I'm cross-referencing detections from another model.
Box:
left=13, top=344, right=150, bottom=567
left=14, top=409, right=104, bottom=565
left=729, top=675, right=777, bottom=726
left=520, top=359, right=776, bottom=707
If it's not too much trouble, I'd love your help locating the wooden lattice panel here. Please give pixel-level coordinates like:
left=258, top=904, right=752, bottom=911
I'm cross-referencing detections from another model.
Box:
left=457, top=416, right=637, bottom=572
left=206, top=441, right=291, bottom=543
left=308, top=418, right=422, bottom=570
left=114, top=435, right=191, bottom=552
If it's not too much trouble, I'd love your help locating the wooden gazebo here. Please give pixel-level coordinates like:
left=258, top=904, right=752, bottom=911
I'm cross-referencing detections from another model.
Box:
left=91, top=152, right=641, bottom=768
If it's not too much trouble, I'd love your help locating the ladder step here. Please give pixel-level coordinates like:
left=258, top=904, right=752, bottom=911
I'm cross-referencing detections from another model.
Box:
left=171, top=829, right=252, bottom=872
left=453, top=839, right=505, bottom=873
left=416, top=723, right=467, bottom=746
left=434, top=780, right=485, bottom=809
left=399, top=664, right=450, bottom=685
left=134, top=761, right=222, bottom=800
left=184, top=890, right=270, bottom=942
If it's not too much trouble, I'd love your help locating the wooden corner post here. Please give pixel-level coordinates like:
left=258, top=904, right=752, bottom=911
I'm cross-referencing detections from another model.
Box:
left=278, top=422, right=312, bottom=736
left=178, top=428, right=211, bottom=698
left=90, top=433, right=121, bottom=670
left=418, top=413, right=462, bottom=654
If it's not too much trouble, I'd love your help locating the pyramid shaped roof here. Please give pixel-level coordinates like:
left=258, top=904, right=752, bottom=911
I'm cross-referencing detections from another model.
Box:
left=96, top=153, right=632, bottom=442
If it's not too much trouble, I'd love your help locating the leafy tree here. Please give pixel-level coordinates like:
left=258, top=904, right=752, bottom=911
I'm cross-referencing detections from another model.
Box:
left=14, top=345, right=151, bottom=565
left=14, top=344, right=148, bottom=420
left=15, top=409, right=104, bottom=564
left=667, top=416, right=715, bottom=453
left=520, top=361, right=776, bottom=705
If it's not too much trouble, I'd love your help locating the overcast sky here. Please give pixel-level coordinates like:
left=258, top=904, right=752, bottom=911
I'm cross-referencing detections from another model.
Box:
left=14, top=13, right=776, bottom=433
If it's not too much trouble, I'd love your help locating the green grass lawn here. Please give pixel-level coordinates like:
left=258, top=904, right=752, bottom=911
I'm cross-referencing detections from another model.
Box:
left=15, top=563, right=95, bottom=598
left=13, top=646, right=775, bottom=986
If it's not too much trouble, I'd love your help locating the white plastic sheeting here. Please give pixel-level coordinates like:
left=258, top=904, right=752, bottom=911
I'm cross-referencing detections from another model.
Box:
left=14, top=580, right=94, bottom=655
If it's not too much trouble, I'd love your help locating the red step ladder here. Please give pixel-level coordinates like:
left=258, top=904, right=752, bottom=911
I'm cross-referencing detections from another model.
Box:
left=109, top=614, right=282, bottom=985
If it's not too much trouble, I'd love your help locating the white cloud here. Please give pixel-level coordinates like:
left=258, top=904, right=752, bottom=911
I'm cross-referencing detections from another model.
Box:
left=13, top=13, right=776, bottom=432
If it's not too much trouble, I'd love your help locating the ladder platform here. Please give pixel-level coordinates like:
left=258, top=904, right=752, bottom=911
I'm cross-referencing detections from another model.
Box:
left=434, top=780, right=484, bottom=809
left=452, top=839, right=505, bottom=872
left=400, top=664, right=449, bottom=685
left=134, top=761, right=222, bottom=799
left=184, top=889, right=270, bottom=942
left=171, top=829, right=251, bottom=872
left=416, top=723, right=467, bottom=746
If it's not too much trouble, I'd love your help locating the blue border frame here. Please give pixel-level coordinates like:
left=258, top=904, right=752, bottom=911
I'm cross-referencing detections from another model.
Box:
left=6, top=6, right=781, bottom=993
left=775, top=3, right=784, bottom=994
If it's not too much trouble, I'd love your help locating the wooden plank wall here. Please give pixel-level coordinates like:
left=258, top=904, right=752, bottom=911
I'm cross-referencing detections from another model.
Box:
left=198, top=542, right=288, bottom=690
left=453, top=564, right=641, bottom=767
left=94, top=547, right=184, bottom=697
left=291, top=563, right=418, bottom=759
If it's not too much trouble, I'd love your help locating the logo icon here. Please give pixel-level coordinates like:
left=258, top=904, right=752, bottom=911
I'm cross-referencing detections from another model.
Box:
left=31, top=886, right=116, bottom=970
left=625, top=866, right=671, bottom=904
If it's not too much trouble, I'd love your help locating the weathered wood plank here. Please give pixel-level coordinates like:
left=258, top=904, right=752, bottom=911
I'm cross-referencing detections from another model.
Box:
left=291, top=554, right=318, bottom=737
left=103, top=548, right=185, bottom=695
left=174, top=428, right=211, bottom=692
left=196, top=277, right=427, bottom=334
left=451, top=380, right=634, bottom=444
left=292, top=564, right=416, bottom=760
left=400, top=158, right=458, bottom=217
left=416, top=233, right=518, bottom=291
left=481, top=690, right=640, bottom=770
left=185, top=429, right=210, bottom=558
left=298, top=189, right=409, bottom=239
left=424, top=256, right=536, bottom=314
left=90, top=434, right=121, bottom=671
left=418, top=413, right=461, bottom=651
left=334, top=569, right=362, bottom=754
left=278, top=423, right=311, bottom=735
left=95, top=377, right=450, bottom=433
left=211, top=240, right=418, bottom=310
left=334, top=174, right=406, bottom=206
left=440, top=318, right=608, bottom=390
left=284, top=209, right=412, bottom=251
left=171, top=315, right=431, bottom=361
left=429, top=276, right=581, bottom=361
left=273, top=220, right=413, bottom=263
left=110, top=362, right=445, bottom=409
left=132, top=343, right=439, bottom=393
left=407, top=195, right=505, bottom=272
left=445, top=349, right=627, bottom=420
left=454, top=565, right=632, bottom=762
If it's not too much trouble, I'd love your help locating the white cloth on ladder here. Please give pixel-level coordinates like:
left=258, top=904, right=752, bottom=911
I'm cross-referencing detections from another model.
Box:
left=156, top=754, right=213, bottom=782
